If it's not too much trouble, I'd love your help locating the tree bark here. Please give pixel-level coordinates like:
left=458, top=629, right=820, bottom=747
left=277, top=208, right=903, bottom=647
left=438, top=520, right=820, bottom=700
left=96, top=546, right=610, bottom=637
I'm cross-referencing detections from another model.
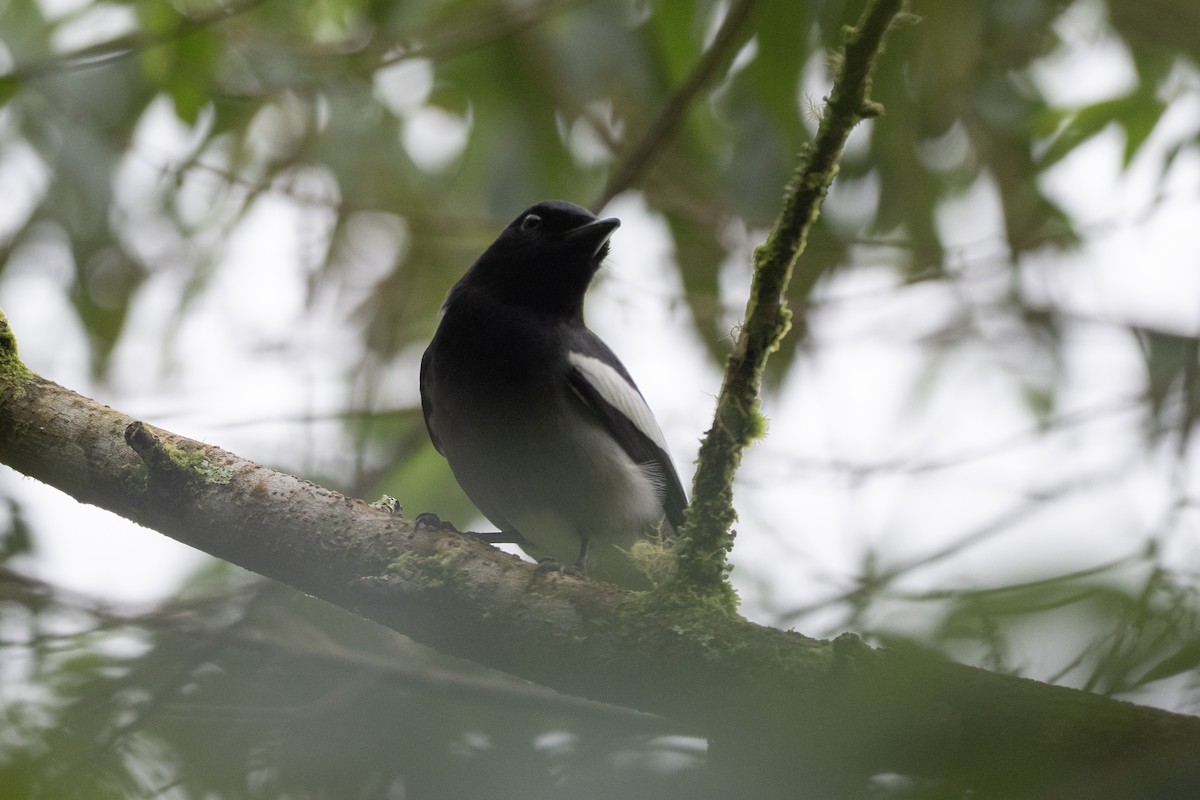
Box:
left=2, top=316, right=1200, bottom=798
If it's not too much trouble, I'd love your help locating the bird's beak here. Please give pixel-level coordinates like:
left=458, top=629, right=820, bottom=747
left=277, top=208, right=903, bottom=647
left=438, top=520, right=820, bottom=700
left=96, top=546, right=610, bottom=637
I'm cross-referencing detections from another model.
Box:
left=565, top=217, right=620, bottom=256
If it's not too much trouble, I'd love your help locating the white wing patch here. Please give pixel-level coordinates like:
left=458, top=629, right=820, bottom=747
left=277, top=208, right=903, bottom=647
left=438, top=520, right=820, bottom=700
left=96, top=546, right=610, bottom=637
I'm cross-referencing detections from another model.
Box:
left=567, top=352, right=671, bottom=454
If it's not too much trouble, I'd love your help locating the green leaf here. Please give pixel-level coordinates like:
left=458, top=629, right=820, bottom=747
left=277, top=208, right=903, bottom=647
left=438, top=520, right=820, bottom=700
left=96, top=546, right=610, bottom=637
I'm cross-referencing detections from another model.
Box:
left=1038, top=93, right=1165, bottom=172
left=135, top=2, right=220, bottom=125
left=744, top=0, right=810, bottom=149
left=0, top=75, right=20, bottom=107
left=665, top=208, right=726, bottom=367
left=1137, top=327, right=1200, bottom=442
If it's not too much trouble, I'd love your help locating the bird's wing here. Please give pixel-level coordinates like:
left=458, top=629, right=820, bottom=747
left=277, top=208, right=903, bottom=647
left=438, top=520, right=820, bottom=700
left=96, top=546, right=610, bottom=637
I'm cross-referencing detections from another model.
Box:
left=563, top=330, right=688, bottom=529
left=418, top=346, right=445, bottom=456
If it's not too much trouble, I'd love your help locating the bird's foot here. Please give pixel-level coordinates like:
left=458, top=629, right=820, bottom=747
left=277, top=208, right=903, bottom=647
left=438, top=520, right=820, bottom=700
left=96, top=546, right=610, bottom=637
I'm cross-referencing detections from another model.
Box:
left=532, top=558, right=585, bottom=581
left=414, top=512, right=460, bottom=533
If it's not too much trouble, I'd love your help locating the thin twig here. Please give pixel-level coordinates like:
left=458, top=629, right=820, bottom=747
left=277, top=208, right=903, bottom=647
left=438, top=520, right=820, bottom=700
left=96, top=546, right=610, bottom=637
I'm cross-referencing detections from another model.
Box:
left=1, top=0, right=269, bottom=81
left=594, top=0, right=760, bottom=208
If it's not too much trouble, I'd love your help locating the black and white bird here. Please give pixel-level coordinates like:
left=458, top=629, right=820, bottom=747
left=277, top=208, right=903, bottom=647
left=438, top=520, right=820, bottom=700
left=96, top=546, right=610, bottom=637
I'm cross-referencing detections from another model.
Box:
left=419, top=200, right=687, bottom=588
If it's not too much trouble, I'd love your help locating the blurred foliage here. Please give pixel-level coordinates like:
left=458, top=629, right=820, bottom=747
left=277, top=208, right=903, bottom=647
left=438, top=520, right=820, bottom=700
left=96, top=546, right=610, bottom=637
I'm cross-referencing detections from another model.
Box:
left=2, top=0, right=1200, bottom=796
left=2, top=0, right=1186, bottom=382
left=1, top=0, right=1196, bottom=449
left=834, top=555, right=1200, bottom=697
left=0, top=562, right=706, bottom=799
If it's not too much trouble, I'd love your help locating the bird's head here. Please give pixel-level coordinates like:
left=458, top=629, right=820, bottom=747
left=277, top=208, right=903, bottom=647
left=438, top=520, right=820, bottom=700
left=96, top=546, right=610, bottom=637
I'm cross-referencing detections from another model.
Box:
left=451, top=200, right=620, bottom=319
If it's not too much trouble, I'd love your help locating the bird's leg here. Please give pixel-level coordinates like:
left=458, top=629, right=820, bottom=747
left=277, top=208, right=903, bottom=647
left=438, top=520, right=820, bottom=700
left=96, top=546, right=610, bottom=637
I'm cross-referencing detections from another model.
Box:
left=573, top=536, right=591, bottom=574
left=532, top=536, right=591, bottom=581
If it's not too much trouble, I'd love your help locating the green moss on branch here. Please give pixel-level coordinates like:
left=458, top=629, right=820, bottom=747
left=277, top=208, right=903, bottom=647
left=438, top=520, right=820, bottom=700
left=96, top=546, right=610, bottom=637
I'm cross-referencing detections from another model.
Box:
left=0, top=310, right=35, bottom=398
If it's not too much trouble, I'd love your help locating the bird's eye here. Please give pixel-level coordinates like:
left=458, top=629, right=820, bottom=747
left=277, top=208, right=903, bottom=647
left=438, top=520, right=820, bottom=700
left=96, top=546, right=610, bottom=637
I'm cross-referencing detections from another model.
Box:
left=520, top=213, right=542, bottom=232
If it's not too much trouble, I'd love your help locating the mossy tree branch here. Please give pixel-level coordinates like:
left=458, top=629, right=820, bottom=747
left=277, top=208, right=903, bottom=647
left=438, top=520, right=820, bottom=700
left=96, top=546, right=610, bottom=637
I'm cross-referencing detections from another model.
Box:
left=5, top=311, right=1200, bottom=795
left=671, top=0, right=907, bottom=604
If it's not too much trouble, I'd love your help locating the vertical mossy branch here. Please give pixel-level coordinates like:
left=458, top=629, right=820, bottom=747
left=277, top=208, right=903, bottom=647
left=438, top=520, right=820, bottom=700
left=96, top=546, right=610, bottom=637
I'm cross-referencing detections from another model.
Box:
left=671, top=0, right=907, bottom=604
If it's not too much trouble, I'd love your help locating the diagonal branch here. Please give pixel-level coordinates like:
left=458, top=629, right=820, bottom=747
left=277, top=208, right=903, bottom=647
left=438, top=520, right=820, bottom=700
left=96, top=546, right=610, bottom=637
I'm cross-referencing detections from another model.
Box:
left=594, top=0, right=760, bottom=208
left=5, top=307, right=1200, bottom=797
left=0, top=0, right=270, bottom=81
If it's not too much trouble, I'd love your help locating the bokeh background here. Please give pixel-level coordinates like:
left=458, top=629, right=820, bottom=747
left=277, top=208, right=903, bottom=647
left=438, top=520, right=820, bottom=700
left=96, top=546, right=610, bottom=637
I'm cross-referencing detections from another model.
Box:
left=2, top=0, right=1199, bottom=796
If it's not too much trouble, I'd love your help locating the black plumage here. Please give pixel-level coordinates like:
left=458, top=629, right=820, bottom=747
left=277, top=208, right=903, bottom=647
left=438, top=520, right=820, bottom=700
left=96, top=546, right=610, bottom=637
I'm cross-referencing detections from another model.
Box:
left=420, top=200, right=686, bottom=588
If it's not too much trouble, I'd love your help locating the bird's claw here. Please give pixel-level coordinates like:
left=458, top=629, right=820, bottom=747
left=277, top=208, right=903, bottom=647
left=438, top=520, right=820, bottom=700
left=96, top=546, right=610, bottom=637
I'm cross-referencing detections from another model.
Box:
left=533, top=558, right=585, bottom=581
left=414, top=512, right=460, bottom=533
